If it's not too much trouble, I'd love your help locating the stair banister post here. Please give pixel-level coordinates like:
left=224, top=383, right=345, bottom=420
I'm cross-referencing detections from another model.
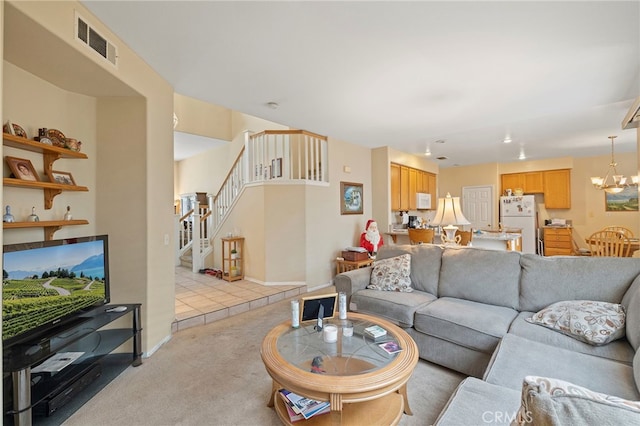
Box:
left=191, top=212, right=202, bottom=273
left=243, top=130, right=252, bottom=184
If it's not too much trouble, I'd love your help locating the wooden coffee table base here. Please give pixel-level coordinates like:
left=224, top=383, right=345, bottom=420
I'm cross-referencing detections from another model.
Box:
left=261, top=313, right=418, bottom=425
left=272, top=388, right=404, bottom=426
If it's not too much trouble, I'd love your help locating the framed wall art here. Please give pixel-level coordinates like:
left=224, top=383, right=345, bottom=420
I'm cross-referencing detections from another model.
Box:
left=48, top=170, right=76, bottom=186
left=340, top=181, right=363, bottom=215
left=5, top=156, right=39, bottom=182
left=605, top=185, right=639, bottom=212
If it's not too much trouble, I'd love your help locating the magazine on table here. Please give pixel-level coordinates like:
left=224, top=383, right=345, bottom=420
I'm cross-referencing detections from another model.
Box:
left=379, top=341, right=402, bottom=355
left=279, top=389, right=330, bottom=420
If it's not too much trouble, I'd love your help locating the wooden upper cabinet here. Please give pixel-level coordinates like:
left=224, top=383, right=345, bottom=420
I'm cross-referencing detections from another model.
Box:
left=523, top=172, right=544, bottom=193
left=543, top=169, right=571, bottom=209
left=399, top=166, right=410, bottom=210
left=390, top=163, right=401, bottom=211
left=501, top=173, right=524, bottom=194
left=408, top=168, right=418, bottom=210
left=390, top=163, right=436, bottom=211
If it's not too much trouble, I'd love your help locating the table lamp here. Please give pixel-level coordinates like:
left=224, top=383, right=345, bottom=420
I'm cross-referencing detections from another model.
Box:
left=431, top=193, right=471, bottom=245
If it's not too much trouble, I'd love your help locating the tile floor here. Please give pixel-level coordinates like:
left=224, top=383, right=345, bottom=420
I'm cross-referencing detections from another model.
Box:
left=173, top=266, right=306, bottom=333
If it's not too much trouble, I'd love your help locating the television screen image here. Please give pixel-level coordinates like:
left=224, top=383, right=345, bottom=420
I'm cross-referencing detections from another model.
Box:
left=2, top=235, right=110, bottom=345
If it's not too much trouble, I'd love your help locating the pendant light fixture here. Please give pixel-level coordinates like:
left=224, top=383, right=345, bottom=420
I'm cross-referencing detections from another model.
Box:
left=590, top=136, right=638, bottom=194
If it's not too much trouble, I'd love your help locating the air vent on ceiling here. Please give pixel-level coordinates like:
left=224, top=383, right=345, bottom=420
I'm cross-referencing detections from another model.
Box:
left=436, top=156, right=448, bottom=160
left=75, top=11, right=118, bottom=67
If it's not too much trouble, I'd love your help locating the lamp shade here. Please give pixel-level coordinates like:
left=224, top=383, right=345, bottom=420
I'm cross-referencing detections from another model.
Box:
left=431, top=193, right=471, bottom=226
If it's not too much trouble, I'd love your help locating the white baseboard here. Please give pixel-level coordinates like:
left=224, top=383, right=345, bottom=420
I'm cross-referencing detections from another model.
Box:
left=144, top=334, right=172, bottom=358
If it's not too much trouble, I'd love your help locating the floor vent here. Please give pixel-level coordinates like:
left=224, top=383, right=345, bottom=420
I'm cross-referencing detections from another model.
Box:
left=75, top=11, right=118, bottom=67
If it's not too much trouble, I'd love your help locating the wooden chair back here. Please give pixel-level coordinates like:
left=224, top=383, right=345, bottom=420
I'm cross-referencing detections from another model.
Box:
left=455, top=230, right=473, bottom=246
left=408, top=228, right=434, bottom=245
left=588, top=230, right=631, bottom=257
left=602, top=226, right=634, bottom=239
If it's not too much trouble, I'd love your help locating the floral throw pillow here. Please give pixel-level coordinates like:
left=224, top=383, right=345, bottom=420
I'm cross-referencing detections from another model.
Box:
left=367, top=254, right=412, bottom=292
left=514, top=376, right=640, bottom=425
left=525, top=300, right=625, bottom=346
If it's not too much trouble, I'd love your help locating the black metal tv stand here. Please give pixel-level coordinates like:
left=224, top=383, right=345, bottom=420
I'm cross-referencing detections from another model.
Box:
left=3, top=304, right=142, bottom=426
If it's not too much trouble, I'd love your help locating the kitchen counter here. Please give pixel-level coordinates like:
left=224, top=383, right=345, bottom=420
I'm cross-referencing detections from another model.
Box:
left=473, top=231, right=522, bottom=251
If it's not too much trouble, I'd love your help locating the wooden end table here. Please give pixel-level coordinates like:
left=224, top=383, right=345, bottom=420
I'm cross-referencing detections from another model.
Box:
left=261, top=312, right=419, bottom=425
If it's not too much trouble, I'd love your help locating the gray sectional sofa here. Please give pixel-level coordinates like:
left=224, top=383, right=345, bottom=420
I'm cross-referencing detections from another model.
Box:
left=334, top=244, right=640, bottom=424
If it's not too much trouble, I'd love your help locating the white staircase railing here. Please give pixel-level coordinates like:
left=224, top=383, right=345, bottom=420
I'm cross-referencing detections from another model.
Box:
left=177, top=129, right=328, bottom=270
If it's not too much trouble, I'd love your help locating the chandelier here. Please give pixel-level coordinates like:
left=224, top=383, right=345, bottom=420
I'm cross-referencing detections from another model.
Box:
left=590, top=136, right=639, bottom=194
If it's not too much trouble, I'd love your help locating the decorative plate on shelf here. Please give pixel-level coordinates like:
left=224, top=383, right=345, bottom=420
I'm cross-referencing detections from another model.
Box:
left=46, top=129, right=66, bottom=147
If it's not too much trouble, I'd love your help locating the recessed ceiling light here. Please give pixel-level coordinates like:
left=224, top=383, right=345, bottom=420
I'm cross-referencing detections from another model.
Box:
left=436, top=156, right=448, bottom=160
left=266, top=102, right=279, bottom=109
left=435, top=139, right=445, bottom=144
left=503, top=136, right=512, bottom=144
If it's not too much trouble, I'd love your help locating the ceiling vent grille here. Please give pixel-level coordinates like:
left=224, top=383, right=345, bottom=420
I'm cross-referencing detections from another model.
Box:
left=75, top=11, right=118, bottom=67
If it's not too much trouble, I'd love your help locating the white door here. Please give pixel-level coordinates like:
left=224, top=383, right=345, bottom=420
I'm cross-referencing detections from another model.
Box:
left=462, top=185, right=494, bottom=230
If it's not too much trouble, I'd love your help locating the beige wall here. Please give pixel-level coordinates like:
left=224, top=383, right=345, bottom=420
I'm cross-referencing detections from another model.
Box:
left=4, top=1, right=175, bottom=355
left=174, top=93, right=232, bottom=140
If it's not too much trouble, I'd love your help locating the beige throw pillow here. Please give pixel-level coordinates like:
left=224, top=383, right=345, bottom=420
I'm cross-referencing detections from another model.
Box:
left=526, top=300, right=625, bottom=346
left=367, top=254, right=412, bottom=292
left=514, top=376, right=640, bottom=425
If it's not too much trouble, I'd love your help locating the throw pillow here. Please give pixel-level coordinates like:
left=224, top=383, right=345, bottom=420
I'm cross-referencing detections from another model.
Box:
left=514, top=375, right=640, bottom=425
left=525, top=300, right=625, bottom=346
left=367, top=254, right=412, bottom=292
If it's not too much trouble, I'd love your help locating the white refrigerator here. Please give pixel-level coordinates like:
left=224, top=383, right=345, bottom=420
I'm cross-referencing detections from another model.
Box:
left=499, top=195, right=537, bottom=254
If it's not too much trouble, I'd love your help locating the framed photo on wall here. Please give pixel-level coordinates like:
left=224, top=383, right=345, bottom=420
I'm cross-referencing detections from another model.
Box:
left=605, top=185, right=639, bottom=212
left=340, top=181, right=363, bottom=215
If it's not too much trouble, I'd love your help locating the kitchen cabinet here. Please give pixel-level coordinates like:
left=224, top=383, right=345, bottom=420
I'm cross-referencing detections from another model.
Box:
left=390, top=163, right=401, bottom=211
left=544, top=227, right=573, bottom=256
left=500, top=172, right=543, bottom=194
left=390, top=163, right=436, bottom=211
left=543, top=169, right=571, bottom=209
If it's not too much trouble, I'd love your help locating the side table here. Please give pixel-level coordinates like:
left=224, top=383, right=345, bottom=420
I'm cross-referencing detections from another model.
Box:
left=336, top=258, right=373, bottom=274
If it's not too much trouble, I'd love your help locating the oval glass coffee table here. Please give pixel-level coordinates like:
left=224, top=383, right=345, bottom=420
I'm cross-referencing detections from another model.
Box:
left=261, top=312, right=419, bottom=425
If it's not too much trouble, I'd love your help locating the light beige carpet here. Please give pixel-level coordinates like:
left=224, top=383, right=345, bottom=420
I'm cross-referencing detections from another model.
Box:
left=64, top=289, right=465, bottom=426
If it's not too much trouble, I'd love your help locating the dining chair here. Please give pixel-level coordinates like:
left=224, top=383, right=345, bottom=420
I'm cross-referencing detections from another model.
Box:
left=455, top=230, right=473, bottom=246
left=602, top=226, right=634, bottom=239
left=588, top=230, right=632, bottom=257
left=407, top=228, right=434, bottom=245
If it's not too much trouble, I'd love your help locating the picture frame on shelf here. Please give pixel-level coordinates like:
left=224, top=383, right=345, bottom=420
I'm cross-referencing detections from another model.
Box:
left=340, top=181, right=363, bottom=215
left=271, top=158, right=283, bottom=178
left=48, top=170, right=76, bottom=186
left=605, top=185, right=639, bottom=212
left=5, top=156, right=39, bottom=182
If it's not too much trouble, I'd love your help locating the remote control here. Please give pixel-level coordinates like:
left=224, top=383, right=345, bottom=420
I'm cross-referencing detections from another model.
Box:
left=107, top=306, right=127, bottom=313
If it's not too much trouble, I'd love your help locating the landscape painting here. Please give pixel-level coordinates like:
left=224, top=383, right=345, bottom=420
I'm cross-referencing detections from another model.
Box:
left=605, top=185, right=639, bottom=212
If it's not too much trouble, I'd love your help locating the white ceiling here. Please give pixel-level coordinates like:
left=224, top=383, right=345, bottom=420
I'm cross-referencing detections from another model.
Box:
left=82, top=1, right=640, bottom=166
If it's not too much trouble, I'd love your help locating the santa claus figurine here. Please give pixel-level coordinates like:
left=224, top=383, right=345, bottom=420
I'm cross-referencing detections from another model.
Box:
left=360, top=219, right=384, bottom=258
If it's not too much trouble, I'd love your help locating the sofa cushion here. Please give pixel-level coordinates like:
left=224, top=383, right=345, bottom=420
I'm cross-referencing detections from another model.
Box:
left=434, top=377, right=521, bottom=425
left=484, top=334, right=640, bottom=401
left=622, top=275, right=640, bottom=351
left=438, top=247, right=521, bottom=309
left=367, top=254, right=412, bottom=292
left=525, top=300, right=626, bottom=346
left=350, top=289, right=436, bottom=327
left=515, top=376, right=640, bottom=425
left=376, top=244, right=442, bottom=295
left=519, top=254, right=640, bottom=313
left=508, top=312, right=634, bottom=364
left=413, top=297, right=518, bottom=353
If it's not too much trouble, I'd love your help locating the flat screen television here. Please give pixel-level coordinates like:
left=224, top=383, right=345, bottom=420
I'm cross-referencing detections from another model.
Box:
left=2, top=235, right=110, bottom=346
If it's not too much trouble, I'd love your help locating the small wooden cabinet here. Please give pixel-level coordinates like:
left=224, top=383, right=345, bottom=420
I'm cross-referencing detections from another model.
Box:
left=390, top=163, right=436, bottom=211
left=3, top=132, right=89, bottom=240
left=222, top=237, right=244, bottom=281
left=544, top=227, right=574, bottom=256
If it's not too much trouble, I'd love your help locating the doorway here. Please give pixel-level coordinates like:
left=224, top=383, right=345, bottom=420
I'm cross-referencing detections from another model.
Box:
left=462, top=185, right=494, bottom=230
